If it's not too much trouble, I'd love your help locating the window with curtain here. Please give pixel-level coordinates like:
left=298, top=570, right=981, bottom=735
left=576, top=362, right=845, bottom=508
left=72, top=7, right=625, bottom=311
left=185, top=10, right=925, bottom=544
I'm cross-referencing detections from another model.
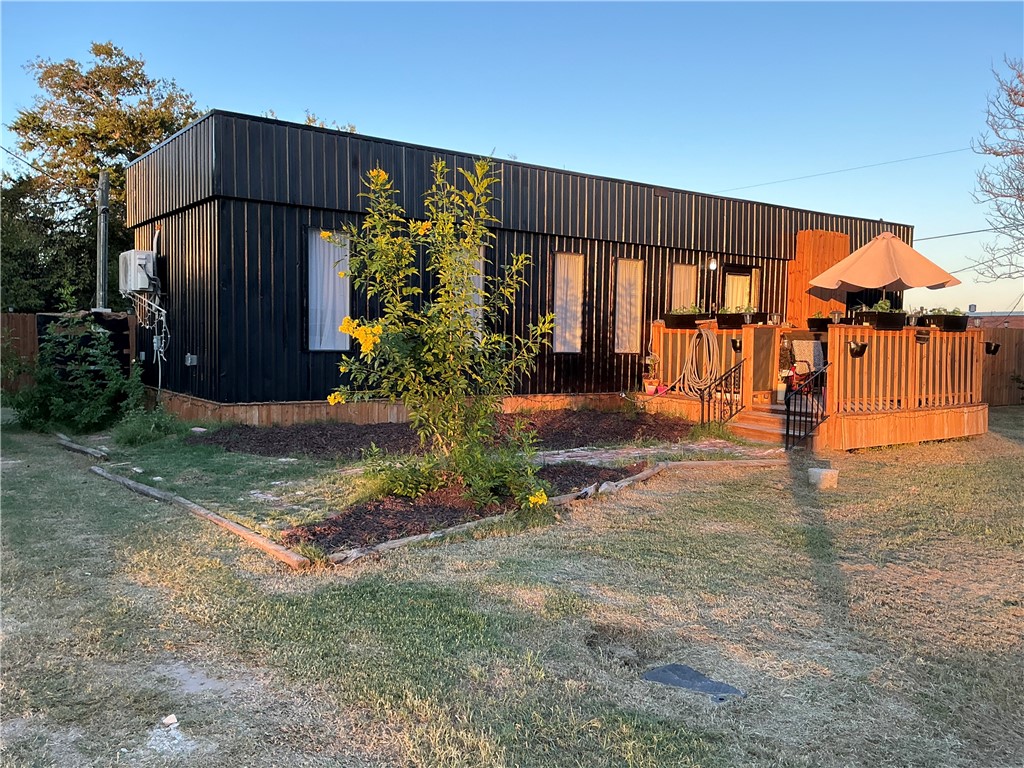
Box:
left=308, top=229, right=350, bottom=351
left=670, top=263, right=698, bottom=311
left=553, top=252, right=584, bottom=353
left=615, top=258, right=644, bottom=354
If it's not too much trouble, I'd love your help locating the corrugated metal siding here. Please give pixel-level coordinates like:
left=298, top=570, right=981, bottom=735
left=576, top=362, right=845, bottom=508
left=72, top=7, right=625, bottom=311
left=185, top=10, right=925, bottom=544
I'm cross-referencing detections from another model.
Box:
left=190, top=112, right=912, bottom=255
left=133, top=200, right=219, bottom=399
left=126, top=117, right=216, bottom=228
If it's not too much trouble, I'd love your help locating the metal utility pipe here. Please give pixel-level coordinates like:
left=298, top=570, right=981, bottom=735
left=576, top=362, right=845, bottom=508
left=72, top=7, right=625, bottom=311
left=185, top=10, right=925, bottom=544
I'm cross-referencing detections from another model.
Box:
left=94, top=170, right=110, bottom=311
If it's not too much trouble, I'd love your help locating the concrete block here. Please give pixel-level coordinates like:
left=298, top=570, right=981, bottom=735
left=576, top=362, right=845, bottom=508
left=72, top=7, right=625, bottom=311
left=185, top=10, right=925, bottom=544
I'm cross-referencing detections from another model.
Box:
left=808, top=467, right=839, bottom=490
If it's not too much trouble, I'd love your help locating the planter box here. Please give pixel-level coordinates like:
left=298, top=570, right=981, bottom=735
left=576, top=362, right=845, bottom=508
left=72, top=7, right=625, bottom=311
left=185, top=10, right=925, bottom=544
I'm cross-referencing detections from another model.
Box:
left=716, top=312, right=767, bottom=329
left=853, top=311, right=907, bottom=330
left=915, top=314, right=969, bottom=332
left=806, top=318, right=833, bottom=332
left=664, top=313, right=711, bottom=330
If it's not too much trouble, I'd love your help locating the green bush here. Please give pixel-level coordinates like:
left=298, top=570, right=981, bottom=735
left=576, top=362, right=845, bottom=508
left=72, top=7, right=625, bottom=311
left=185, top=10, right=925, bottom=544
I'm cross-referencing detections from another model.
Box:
left=11, top=314, right=143, bottom=433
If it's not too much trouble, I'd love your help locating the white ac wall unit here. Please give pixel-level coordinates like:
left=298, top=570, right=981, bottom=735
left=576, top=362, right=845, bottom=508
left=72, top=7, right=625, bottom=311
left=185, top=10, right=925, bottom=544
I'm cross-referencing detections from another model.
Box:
left=119, top=250, right=155, bottom=293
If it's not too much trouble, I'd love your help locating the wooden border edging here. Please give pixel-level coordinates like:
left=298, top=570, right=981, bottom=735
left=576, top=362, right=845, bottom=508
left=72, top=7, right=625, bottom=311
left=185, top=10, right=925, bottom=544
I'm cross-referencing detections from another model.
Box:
left=89, top=466, right=310, bottom=570
left=328, top=513, right=511, bottom=565
left=56, top=433, right=109, bottom=461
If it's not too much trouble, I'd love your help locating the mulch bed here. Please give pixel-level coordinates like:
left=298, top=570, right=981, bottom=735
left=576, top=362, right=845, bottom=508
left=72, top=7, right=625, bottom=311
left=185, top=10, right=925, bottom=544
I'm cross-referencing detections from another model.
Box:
left=186, top=409, right=676, bottom=555
left=186, top=409, right=693, bottom=459
left=281, top=460, right=647, bottom=553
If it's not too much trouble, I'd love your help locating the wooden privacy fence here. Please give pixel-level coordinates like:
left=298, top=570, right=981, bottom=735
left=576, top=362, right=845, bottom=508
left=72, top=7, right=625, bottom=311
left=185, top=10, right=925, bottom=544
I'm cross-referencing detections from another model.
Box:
left=1, top=313, right=38, bottom=392
left=827, top=325, right=983, bottom=415
left=1, top=312, right=138, bottom=393
left=980, top=327, right=1023, bottom=407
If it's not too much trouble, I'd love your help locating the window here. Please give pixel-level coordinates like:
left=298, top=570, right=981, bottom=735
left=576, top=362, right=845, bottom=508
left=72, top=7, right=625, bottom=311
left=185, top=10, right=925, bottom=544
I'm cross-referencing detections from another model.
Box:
left=722, top=265, right=761, bottom=310
left=615, top=258, right=644, bottom=354
left=553, top=252, right=584, bottom=353
left=670, top=263, right=697, bottom=311
left=308, top=229, right=350, bottom=351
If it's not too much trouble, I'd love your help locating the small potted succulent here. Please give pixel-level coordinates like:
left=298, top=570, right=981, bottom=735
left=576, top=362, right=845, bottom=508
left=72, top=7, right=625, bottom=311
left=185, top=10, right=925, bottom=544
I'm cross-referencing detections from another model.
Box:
left=853, top=299, right=907, bottom=331
left=915, top=307, right=968, bottom=332
left=663, top=303, right=712, bottom=329
left=716, top=305, right=767, bottom=330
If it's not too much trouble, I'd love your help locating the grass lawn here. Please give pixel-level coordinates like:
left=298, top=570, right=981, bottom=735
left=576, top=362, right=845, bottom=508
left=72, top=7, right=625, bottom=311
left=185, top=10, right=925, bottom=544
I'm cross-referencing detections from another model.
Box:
left=1, top=408, right=1022, bottom=766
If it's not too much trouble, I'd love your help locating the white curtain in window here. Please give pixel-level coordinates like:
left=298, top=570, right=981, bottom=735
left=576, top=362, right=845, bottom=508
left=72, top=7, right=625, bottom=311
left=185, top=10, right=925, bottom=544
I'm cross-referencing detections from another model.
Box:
left=553, top=252, right=584, bottom=353
left=724, top=272, right=751, bottom=311
left=671, top=263, right=697, bottom=311
left=308, top=230, right=350, bottom=351
left=615, top=258, right=644, bottom=354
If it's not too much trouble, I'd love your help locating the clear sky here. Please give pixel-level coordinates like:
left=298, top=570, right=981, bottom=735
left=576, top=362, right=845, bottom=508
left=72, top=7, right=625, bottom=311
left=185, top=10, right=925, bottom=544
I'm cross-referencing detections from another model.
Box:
left=2, top=1, right=1022, bottom=312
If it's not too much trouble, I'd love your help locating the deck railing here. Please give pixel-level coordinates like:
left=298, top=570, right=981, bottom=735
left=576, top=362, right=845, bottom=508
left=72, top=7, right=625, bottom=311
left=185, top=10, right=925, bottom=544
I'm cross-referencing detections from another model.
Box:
left=826, top=325, right=984, bottom=415
left=785, top=363, right=830, bottom=449
left=700, top=359, right=745, bottom=426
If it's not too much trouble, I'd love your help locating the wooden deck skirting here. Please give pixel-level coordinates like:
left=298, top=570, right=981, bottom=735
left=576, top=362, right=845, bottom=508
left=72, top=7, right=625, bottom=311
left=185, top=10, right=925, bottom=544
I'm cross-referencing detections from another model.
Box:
left=154, top=389, right=628, bottom=427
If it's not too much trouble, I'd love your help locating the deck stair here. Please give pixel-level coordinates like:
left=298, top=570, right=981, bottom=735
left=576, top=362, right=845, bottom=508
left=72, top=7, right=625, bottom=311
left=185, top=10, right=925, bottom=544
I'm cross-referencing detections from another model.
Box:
left=726, top=404, right=803, bottom=446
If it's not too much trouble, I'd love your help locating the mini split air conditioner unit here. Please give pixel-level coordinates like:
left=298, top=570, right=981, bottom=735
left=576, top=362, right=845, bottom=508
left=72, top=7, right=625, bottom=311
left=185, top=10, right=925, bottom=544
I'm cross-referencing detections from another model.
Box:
left=119, top=249, right=156, bottom=293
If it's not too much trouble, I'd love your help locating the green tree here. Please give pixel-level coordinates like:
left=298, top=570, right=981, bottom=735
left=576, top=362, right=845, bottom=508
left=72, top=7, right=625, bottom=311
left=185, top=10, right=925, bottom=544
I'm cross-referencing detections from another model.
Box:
left=0, top=174, right=95, bottom=312
left=7, top=41, right=199, bottom=310
left=973, top=57, right=1024, bottom=282
left=11, top=41, right=199, bottom=206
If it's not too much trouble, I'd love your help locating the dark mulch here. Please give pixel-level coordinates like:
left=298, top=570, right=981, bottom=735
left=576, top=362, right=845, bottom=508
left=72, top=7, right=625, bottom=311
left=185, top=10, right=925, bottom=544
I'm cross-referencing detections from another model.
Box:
left=186, top=409, right=693, bottom=460
left=281, top=485, right=505, bottom=552
left=281, top=460, right=649, bottom=553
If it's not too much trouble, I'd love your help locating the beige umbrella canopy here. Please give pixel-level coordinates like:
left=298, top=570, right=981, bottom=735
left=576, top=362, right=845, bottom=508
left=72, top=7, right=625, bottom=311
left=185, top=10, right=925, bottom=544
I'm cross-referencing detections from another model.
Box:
left=810, top=231, right=961, bottom=293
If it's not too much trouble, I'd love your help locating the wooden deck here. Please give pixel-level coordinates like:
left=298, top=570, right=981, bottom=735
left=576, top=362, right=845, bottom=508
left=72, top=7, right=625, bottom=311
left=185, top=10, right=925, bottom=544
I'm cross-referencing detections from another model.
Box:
left=648, top=320, right=995, bottom=451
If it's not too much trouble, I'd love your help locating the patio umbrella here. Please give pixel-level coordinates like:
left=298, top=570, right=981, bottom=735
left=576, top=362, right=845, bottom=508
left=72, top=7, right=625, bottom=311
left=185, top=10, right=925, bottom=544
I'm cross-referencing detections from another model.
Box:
left=809, top=231, right=961, bottom=294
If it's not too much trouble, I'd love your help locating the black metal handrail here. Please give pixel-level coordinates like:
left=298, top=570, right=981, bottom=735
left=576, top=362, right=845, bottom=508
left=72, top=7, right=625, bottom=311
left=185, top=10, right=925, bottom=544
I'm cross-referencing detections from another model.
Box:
left=784, top=363, right=831, bottom=450
left=699, top=359, right=745, bottom=426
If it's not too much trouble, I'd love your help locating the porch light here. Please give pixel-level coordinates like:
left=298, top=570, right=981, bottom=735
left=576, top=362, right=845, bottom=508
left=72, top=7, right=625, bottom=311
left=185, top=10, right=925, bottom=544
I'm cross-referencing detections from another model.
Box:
left=708, top=257, right=718, bottom=272
left=971, top=317, right=982, bottom=328
left=848, top=341, right=868, bottom=358
left=985, top=342, right=1001, bottom=356
left=769, top=312, right=781, bottom=325
left=730, top=338, right=742, bottom=353
left=830, top=310, right=844, bottom=324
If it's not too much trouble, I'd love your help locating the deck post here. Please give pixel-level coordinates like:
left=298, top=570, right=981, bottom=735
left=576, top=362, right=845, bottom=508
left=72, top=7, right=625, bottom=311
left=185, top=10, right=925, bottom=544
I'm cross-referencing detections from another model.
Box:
left=908, top=328, right=921, bottom=410
left=970, top=328, right=984, bottom=404
left=741, top=324, right=755, bottom=409
left=650, top=320, right=665, bottom=384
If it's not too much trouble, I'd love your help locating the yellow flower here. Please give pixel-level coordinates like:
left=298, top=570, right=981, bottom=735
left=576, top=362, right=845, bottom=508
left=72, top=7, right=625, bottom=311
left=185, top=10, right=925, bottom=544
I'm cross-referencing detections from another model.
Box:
left=417, top=220, right=433, bottom=235
left=320, top=230, right=332, bottom=241
left=337, top=270, right=346, bottom=279
left=340, top=316, right=357, bottom=335
left=327, top=392, right=344, bottom=406
left=369, top=168, right=388, bottom=184
left=527, top=489, right=548, bottom=507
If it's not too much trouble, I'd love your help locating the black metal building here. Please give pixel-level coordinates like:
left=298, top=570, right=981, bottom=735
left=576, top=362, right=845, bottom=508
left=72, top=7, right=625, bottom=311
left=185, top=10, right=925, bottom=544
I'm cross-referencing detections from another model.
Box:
left=125, top=110, right=912, bottom=404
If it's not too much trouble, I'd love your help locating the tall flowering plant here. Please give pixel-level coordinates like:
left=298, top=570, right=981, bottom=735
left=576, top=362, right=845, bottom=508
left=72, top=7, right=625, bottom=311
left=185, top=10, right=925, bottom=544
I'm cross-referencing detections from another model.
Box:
left=324, top=159, right=553, bottom=507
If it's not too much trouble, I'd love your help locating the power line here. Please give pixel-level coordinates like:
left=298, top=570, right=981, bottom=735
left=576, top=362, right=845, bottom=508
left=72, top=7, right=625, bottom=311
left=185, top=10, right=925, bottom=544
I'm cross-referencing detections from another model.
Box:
left=715, top=148, right=971, bottom=193
left=0, top=144, right=91, bottom=194
left=915, top=227, right=996, bottom=242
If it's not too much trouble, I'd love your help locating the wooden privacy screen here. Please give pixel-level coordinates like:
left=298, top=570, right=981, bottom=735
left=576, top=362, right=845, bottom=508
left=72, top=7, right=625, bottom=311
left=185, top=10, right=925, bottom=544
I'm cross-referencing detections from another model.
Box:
left=787, top=230, right=849, bottom=327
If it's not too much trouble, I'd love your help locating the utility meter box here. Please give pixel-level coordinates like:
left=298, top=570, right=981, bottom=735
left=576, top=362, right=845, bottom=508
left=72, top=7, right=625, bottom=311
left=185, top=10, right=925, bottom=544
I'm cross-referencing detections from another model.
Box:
left=118, top=250, right=155, bottom=293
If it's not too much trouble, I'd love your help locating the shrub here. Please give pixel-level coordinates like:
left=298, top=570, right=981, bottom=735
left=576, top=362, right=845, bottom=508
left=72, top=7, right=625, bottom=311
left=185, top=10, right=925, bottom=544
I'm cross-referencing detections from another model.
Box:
left=327, top=161, right=553, bottom=507
left=11, top=314, right=143, bottom=433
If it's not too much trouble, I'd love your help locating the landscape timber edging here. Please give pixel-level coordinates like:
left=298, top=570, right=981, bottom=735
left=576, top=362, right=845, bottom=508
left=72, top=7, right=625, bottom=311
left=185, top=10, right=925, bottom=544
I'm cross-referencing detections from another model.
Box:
left=88, top=466, right=311, bottom=570
left=56, top=433, right=109, bottom=461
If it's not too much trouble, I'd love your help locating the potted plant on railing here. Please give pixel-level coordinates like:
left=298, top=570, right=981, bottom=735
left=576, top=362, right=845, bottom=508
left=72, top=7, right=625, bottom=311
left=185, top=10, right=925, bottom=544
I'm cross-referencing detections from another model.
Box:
left=716, top=305, right=768, bottom=329
left=853, top=299, right=907, bottom=330
left=806, top=311, right=832, bottom=332
left=915, top=306, right=969, bottom=332
left=663, top=303, right=712, bottom=329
